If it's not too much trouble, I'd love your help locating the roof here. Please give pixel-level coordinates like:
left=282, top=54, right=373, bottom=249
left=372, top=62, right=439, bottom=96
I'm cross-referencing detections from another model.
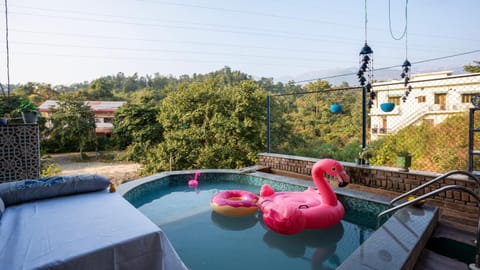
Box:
left=39, top=100, right=126, bottom=113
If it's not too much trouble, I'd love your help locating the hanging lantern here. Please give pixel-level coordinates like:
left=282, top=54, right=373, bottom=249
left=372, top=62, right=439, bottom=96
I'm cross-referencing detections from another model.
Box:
left=471, top=96, right=480, bottom=108
left=359, top=43, right=375, bottom=108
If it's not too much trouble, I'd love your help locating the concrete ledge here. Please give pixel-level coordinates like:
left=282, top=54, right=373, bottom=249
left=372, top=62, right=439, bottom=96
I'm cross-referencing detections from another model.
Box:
left=338, top=205, right=438, bottom=270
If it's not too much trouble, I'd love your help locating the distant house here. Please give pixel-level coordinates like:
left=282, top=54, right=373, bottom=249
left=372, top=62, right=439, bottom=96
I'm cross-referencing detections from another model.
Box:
left=370, top=71, right=480, bottom=140
left=39, top=100, right=126, bottom=136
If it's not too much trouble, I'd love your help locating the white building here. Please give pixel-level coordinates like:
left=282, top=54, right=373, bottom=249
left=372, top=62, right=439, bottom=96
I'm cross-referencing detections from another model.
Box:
left=370, top=71, right=480, bottom=140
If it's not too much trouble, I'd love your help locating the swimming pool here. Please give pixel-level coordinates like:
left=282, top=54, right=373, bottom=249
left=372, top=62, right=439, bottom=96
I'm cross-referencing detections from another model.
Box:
left=119, top=169, right=438, bottom=270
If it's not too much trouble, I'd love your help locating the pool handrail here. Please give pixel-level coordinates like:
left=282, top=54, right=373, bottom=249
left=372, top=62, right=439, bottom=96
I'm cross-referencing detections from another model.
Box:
left=388, top=170, right=480, bottom=208
left=378, top=185, right=480, bottom=222
left=377, top=184, right=480, bottom=269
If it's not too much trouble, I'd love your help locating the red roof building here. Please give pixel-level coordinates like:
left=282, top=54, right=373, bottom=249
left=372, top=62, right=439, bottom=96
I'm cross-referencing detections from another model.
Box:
left=39, top=100, right=126, bottom=136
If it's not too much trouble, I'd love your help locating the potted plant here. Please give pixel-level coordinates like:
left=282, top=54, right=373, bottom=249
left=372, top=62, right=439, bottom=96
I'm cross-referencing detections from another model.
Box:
left=17, top=100, right=39, bottom=124
left=356, top=147, right=373, bottom=165
left=396, top=151, right=412, bottom=172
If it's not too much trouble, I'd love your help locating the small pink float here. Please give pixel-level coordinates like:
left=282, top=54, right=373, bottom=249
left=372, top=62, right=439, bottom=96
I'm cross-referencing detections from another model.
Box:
left=188, top=171, right=200, bottom=188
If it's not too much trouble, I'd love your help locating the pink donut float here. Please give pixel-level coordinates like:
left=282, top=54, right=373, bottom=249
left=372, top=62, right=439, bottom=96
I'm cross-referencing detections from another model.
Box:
left=210, top=190, right=259, bottom=217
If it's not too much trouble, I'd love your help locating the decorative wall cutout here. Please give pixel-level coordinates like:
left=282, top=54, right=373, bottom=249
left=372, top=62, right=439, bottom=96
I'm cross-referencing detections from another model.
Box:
left=0, top=124, right=40, bottom=182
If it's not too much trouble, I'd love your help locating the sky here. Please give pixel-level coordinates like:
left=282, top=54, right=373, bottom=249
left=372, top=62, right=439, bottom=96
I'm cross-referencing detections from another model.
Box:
left=0, top=0, right=479, bottom=85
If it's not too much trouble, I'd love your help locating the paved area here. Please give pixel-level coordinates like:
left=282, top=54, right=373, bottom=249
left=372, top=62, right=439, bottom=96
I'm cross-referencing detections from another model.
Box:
left=50, top=153, right=141, bottom=185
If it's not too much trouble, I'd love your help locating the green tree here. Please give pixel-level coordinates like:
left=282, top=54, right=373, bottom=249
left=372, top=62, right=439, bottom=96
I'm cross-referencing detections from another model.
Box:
left=368, top=113, right=468, bottom=172
left=43, top=95, right=96, bottom=158
left=278, top=81, right=363, bottom=159
left=141, top=76, right=266, bottom=173
left=464, top=61, right=480, bottom=73
left=112, top=99, right=163, bottom=159
left=86, top=78, right=114, bottom=100
left=0, top=95, right=21, bottom=118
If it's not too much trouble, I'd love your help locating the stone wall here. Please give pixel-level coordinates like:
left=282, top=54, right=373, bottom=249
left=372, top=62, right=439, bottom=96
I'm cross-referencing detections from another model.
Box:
left=258, top=153, right=479, bottom=229
left=0, top=124, right=40, bottom=182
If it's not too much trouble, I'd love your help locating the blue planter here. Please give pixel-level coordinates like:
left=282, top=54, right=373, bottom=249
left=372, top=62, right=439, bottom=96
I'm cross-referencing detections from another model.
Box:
left=380, top=102, right=395, bottom=112
left=330, top=104, right=342, bottom=114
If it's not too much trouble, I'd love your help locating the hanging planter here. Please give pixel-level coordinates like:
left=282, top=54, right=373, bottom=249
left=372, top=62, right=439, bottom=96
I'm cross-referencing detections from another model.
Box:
left=380, top=102, right=395, bottom=112
left=330, top=103, right=342, bottom=114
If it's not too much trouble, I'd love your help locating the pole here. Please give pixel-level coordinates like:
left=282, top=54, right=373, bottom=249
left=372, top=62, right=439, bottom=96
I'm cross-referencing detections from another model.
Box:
left=362, top=86, right=367, bottom=149
left=266, top=95, right=271, bottom=153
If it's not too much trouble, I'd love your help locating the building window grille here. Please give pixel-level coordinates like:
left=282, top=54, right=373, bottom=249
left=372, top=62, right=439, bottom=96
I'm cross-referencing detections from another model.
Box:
left=416, top=96, right=426, bottom=103
left=435, top=94, right=447, bottom=110
left=388, top=96, right=401, bottom=105
left=462, top=93, right=480, bottom=103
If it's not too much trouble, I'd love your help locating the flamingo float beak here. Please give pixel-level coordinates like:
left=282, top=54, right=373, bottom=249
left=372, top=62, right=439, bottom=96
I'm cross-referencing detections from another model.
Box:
left=337, top=171, right=350, bottom=188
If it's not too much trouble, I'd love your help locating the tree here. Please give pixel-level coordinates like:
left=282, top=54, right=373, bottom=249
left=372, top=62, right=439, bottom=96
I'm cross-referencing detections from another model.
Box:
left=0, top=95, right=21, bottom=119
left=112, top=98, right=163, bottom=159
left=141, top=75, right=267, bottom=173
left=43, top=95, right=96, bottom=158
left=464, top=61, right=480, bottom=73
left=86, top=78, right=114, bottom=100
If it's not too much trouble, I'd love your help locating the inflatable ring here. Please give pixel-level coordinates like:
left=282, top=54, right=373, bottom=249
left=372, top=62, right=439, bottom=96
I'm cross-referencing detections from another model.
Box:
left=210, top=190, right=259, bottom=217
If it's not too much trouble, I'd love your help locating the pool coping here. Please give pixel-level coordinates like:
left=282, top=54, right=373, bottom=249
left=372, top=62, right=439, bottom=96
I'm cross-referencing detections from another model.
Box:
left=119, top=169, right=439, bottom=270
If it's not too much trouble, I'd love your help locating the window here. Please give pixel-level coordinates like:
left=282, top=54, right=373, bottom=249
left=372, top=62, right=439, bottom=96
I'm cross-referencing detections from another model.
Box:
left=104, top=118, right=113, bottom=123
left=416, top=96, right=426, bottom=103
left=462, top=94, right=480, bottom=103
left=434, top=94, right=447, bottom=110
left=388, top=96, right=401, bottom=105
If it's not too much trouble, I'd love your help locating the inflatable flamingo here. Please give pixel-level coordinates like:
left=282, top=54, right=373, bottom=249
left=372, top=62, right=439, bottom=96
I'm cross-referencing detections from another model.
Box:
left=258, top=159, right=349, bottom=235
left=188, top=171, right=200, bottom=188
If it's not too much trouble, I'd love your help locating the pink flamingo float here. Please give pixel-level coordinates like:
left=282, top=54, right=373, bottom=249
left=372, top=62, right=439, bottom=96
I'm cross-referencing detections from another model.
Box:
left=188, top=171, right=200, bottom=188
left=258, top=159, right=349, bottom=235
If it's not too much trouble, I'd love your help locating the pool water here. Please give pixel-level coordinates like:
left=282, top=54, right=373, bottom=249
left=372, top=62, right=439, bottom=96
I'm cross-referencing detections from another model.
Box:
left=131, top=181, right=377, bottom=270
left=426, top=237, right=476, bottom=264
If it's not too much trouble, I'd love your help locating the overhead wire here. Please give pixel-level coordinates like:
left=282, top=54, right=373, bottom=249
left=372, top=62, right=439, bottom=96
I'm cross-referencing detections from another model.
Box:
left=9, top=29, right=348, bottom=56
left=5, top=4, right=478, bottom=46
left=1, top=50, right=332, bottom=69
left=0, top=2, right=478, bottom=85
left=7, top=40, right=348, bottom=63
left=6, top=10, right=358, bottom=44
left=136, top=0, right=357, bottom=27
left=294, top=49, right=480, bottom=84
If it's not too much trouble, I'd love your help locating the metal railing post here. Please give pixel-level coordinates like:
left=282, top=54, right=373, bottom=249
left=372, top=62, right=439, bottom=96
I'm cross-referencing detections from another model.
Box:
left=266, top=95, right=271, bottom=153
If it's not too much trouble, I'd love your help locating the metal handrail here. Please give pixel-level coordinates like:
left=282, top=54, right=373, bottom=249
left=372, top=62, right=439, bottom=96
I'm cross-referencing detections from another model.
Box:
left=388, top=170, right=480, bottom=208
left=379, top=185, right=480, bottom=221
left=377, top=184, right=480, bottom=269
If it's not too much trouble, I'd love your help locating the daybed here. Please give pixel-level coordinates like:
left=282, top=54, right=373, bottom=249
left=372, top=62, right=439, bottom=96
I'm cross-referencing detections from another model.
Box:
left=0, top=174, right=188, bottom=270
